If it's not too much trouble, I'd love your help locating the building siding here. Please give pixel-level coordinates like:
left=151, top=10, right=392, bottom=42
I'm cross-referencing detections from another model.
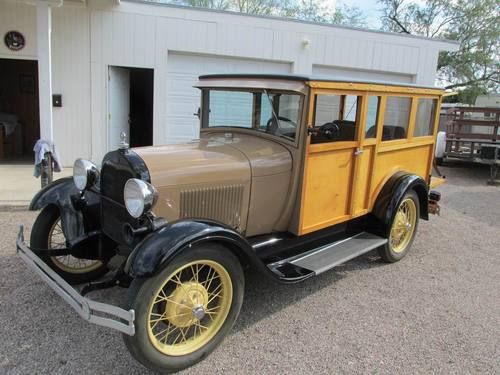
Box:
left=0, top=0, right=457, bottom=164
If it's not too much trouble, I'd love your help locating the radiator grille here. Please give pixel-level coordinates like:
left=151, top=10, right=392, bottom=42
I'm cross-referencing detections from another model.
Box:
left=180, top=185, right=244, bottom=230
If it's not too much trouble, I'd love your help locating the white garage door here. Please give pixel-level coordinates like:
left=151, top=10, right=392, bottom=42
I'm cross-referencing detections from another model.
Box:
left=166, top=53, right=292, bottom=142
left=312, top=65, right=414, bottom=84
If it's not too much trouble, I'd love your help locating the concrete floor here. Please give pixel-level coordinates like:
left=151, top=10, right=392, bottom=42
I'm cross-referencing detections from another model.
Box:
left=0, top=163, right=72, bottom=207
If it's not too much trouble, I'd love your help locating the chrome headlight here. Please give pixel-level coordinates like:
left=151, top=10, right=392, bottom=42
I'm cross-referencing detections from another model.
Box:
left=73, top=159, right=99, bottom=191
left=124, top=178, right=158, bottom=218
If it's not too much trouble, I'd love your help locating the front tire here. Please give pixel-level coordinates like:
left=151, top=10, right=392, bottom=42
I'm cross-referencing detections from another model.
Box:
left=378, top=190, right=420, bottom=263
left=30, top=205, right=108, bottom=284
left=123, top=243, right=244, bottom=373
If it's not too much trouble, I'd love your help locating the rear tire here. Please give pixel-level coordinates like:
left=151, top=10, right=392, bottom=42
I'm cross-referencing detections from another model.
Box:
left=30, top=205, right=108, bottom=284
left=378, top=190, right=420, bottom=263
left=123, top=243, right=244, bottom=373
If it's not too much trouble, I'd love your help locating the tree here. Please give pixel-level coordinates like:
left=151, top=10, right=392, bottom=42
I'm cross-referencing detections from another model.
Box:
left=185, top=0, right=231, bottom=9
left=166, top=0, right=366, bottom=27
left=379, top=0, right=499, bottom=102
left=331, top=4, right=367, bottom=28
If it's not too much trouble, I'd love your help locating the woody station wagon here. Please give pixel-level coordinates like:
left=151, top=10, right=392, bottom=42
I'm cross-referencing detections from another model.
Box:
left=17, top=74, right=444, bottom=373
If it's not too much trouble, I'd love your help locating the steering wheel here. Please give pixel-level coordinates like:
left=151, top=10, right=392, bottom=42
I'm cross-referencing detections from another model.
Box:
left=318, top=122, right=340, bottom=140
left=266, top=116, right=297, bottom=134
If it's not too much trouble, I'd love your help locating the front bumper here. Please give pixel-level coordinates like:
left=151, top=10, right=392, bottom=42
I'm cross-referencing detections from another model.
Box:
left=16, top=226, right=135, bottom=335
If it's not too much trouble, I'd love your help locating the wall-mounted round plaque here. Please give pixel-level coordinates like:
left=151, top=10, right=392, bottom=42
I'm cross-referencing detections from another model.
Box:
left=4, top=31, right=25, bottom=51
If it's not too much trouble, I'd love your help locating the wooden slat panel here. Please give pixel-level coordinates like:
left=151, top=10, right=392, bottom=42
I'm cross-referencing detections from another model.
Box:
left=300, top=148, right=355, bottom=234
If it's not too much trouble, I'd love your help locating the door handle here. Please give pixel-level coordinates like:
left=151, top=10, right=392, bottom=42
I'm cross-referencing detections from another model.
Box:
left=354, top=148, right=364, bottom=156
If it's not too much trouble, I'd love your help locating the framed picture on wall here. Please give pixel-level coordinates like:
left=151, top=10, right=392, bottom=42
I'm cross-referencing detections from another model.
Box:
left=19, top=74, right=35, bottom=94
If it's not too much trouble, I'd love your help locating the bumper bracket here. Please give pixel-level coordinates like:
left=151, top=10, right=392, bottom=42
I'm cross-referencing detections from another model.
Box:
left=16, top=225, right=135, bottom=336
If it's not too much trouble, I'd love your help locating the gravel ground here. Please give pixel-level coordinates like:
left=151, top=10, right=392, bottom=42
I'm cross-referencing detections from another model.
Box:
left=1, top=161, right=499, bottom=374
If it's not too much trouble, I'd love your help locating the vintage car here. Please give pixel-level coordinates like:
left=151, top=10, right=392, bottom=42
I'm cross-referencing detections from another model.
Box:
left=17, top=74, right=444, bottom=373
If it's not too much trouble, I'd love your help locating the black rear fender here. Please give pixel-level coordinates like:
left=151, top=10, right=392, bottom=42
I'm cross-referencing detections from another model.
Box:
left=372, top=172, right=429, bottom=234
left=124, top=219, right=271, bottom=278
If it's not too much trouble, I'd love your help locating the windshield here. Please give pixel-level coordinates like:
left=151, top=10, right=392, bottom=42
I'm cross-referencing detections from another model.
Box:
left=201, top=89, right=303, bottom=141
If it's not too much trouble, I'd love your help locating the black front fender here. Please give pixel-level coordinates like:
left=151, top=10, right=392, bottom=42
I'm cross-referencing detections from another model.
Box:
left=29, top=177, right=101, bottom=241
left=29, top=177, right=77, bottom=211
left=125, top=219, right=271, bottom=278
left=372, top=172, right=429, bottom=233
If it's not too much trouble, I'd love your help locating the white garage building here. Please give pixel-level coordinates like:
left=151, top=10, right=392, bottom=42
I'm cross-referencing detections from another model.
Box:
left=0, top=0, right=458, bottom=165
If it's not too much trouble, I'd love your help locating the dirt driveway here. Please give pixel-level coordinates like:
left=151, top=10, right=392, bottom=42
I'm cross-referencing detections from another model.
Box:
left=1, top=161, right=499, bottom=374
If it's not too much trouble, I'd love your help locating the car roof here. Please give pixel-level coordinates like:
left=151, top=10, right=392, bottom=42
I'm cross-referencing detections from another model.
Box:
left=198, top=73, right=443, bottom=91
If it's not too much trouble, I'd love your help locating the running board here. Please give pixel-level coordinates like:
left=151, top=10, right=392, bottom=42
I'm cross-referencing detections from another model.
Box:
left=268, top=232, right=387, bottom=277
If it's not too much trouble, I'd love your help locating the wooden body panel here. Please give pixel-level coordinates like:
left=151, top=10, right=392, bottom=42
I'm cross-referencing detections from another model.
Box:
left=298, top=83, right=443, bottom=235
left=351, top=144, right=375, bottom=215
left=370, top=142, right=434, bottom=203
left=301, top=147, right=355, bottom=233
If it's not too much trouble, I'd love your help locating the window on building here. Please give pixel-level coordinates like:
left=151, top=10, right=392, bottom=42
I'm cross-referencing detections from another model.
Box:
left=311, top=94, right=360, bottom=143
left=414, top=98, right=437, bottom=137
left=365, top=96, right=380, bottom=138
left=382, top=96, right=412, bottom=141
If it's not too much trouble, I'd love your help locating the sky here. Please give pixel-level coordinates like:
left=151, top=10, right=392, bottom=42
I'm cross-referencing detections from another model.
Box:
left=336, top=0, right=428, bottom=29
left=335, top=0, right=384, bottom=28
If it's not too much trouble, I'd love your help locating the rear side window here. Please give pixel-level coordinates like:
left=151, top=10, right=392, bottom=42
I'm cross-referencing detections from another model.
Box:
left=382, top=97, right=412, bottom=141
left=414, top=98, right=437, bottom=137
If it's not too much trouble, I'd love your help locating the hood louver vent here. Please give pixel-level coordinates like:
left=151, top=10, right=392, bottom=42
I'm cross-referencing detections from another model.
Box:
left=180, top=185, right=244, bottom=231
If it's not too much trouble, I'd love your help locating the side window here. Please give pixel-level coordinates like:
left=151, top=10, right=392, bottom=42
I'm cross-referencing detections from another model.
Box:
left=314, top=94, right=341, bottom=125
left=365, top=96, right=380, bottom=138
left=312, top=94, right=359, bottom=143
left=382, top=96, right=412, bottom=141
left=258, top=92, right=300, bottom=140
left=414, top=98, right=437, bottom=137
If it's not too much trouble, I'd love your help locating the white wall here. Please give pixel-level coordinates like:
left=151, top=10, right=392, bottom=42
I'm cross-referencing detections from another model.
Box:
left=0, top=0, right=458, bottom=164
left=0, top=1, right=91, bottom=164
left=51, top=5, right=92, bottom=164
left=0, top=2, right=37, bottom=60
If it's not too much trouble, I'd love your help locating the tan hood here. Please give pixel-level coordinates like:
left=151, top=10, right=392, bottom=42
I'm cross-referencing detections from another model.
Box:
left=134, top=138, right=250, bottom=187
left=133, top=133, right=292, bottom=233
left=134, top=136, right=251, bottom=228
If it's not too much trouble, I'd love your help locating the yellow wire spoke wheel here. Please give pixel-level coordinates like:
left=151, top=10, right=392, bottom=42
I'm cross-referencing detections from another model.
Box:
left=48, top=218, right=103, bottom=274
left=147, top=260, right=233, bottom=357
left=389, top=197, right=417, bottom=254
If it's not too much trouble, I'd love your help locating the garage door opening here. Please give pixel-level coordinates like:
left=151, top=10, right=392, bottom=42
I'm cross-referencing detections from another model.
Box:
left=108, top=66, right=153, bottom=150
left=166, top=53, right=292, bottom=142
left=0, top=58, right=39, bottom=162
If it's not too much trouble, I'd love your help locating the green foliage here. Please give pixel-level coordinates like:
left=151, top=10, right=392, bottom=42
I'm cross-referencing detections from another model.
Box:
left=379, top=0, right=499, bottom=99
left=331, top=4, right=367, bottom=27
left=181, top=0, right=231, bottom=10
